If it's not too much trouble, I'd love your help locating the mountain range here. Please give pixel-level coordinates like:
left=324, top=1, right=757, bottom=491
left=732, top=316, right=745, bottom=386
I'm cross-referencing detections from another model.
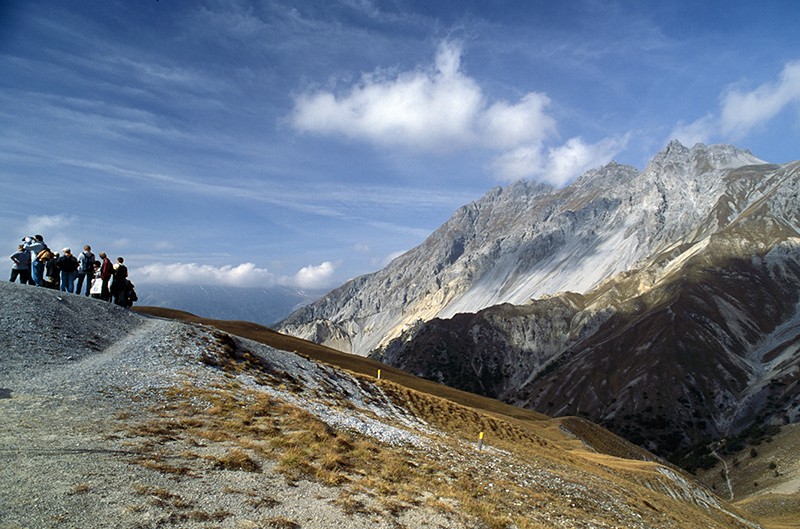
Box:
left=278, top=141, right=800, bottom=460
left=136, top=283, right=325, bottom=327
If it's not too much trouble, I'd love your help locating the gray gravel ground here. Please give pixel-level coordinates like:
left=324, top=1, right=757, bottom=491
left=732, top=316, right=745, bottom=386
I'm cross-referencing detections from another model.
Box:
left=0, top=281, right=467, bottom=529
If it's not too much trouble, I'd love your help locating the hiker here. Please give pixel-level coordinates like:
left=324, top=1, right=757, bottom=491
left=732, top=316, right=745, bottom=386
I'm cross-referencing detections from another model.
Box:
left=99, top=252, right=113, bottom=301
left=56, top=248, right=79, bottom=293
left=111, top=256, right=128, bottom=306
left=43, top=250, right=59, bottom=289
left=89, top=261, right=103, bottom=299
left=75, top=245, right=96, bottom=297
left=9, top=244, right=31, bottom=284
left=22, top=235, right=46, bottom=286
left=122, top=280, right=138, bottom=308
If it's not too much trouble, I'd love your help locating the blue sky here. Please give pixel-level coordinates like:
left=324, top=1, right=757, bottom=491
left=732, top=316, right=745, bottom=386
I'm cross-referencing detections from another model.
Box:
left=2, top=0, right=799, bottom=291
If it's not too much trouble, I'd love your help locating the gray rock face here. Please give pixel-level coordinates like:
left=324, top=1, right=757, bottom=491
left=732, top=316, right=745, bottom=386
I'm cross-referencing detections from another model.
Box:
left=279, top=142, right=769, bottom=355
left=377, top=149, right=800, bottom=457
left=279, top=141, right=800, bottom=457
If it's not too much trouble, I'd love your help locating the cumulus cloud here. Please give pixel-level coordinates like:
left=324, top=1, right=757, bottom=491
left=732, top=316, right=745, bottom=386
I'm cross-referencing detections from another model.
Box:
left=491, top=135, right=628, bottom=186
left=135, top=262, right=276, bottom=288
left=721, top=61, right=800, bottom=138
left=293, top=261, right=336, bottom=289
left=292, top=40, right=615, bottom=184
left=292, top=41, right=485, bottom=151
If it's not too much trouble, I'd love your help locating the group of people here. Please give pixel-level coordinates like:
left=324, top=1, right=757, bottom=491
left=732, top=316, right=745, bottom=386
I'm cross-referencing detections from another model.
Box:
left=10, top=234, right=137, bottom=307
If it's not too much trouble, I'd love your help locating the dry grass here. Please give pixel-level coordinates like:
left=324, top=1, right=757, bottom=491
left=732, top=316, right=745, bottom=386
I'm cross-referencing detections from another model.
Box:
left=123, top=306, right=775, bottom=529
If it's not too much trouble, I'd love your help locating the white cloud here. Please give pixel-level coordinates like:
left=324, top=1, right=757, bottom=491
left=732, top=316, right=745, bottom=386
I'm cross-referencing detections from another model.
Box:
left=291, top=40, right=624, bottom=185
left=292, top=41, right=484, bottom=151
left=491, top=135, right=627, bottom=186
left=669, top=114, right=717, bottom=147
left=293, top=261, right=336, bottom=289
left=134, top=262, right=276, bottom=288
left=721, top=61, right=800, bottom=138
left=480, top=93, right=556, bottom=149
left=292, top=41, right=558, bottom=150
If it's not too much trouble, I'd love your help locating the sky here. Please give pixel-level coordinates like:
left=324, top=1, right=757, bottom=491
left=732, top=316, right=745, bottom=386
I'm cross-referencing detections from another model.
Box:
left=2, top=0, right=800, bottom=292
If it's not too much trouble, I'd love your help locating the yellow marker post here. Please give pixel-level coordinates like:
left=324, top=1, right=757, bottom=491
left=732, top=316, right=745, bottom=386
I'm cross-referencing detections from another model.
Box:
left=377, top=369, right=381, bottom=380
left=477, top=431, right=485, bottom=451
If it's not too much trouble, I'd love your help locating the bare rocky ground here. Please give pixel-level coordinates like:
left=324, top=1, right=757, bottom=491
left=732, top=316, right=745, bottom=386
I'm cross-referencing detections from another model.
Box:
left=0, top=281, right=774, bottom=529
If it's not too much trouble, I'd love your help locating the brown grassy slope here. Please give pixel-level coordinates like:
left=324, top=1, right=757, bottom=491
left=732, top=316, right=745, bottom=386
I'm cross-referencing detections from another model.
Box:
left=134, top=306, right=651, bottom=459
left=132, top=306, right=776, bottom=529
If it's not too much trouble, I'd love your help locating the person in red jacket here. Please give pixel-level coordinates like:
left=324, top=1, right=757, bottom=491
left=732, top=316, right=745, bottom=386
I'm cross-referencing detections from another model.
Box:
left=99, top=252, right=113, bottom=301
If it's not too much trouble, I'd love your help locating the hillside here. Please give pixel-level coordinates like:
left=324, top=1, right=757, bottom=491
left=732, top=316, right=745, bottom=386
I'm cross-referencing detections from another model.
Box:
left=0, top=281, right=773, bottom=529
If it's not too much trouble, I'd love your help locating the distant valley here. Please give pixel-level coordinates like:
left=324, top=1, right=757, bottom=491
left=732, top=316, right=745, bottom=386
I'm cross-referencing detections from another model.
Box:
left=136, top=283, right=325, bottom=327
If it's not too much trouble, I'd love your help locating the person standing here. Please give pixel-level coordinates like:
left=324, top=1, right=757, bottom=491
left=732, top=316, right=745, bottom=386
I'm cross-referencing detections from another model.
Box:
left=111, top=256, right=128, bottom=306
left=56, top=248, right=79, bottom=293
left=99, top=252, right=113, bottom=301
left=22, top=235, right=46, bottom=286
left=9, top=244, right=31, bottom=284
left=75, top=245, right=96, bottom=297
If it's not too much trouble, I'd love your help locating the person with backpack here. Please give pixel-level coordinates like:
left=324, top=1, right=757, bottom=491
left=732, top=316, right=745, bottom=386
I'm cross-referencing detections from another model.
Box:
left=75, top=245, right=96, bottom=297
left=111, top=256, right=128, bottom=306
left=55, top=248, right=79, bottom=293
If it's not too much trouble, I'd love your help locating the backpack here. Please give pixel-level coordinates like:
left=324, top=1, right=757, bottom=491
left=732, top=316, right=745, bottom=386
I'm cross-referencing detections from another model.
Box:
left=37, top=248, right=53, bottom=262
left=81, top=252, right=95, bottom=273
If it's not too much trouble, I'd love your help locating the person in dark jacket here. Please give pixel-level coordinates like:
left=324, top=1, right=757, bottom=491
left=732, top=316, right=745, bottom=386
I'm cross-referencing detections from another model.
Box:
left=99, top=252, right=113, bottom=301
left=110, top=256, right=128, bottom=306
left=56, top=248, right=79, bottom=293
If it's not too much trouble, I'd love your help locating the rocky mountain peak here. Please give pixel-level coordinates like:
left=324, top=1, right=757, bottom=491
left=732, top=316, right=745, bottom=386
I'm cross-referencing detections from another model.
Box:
left=280, top=142, right=785, bottom=358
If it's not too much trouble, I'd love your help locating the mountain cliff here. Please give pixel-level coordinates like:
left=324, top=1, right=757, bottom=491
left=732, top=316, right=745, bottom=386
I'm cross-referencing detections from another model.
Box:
left=279, top=141, right=800, bottom=459
left=279, top=141, right=770, bottom=354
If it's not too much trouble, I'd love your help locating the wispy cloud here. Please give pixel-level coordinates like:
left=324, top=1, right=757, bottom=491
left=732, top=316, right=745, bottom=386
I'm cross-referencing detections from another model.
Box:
left=291, top=40, right=623, bottom=184
left=720, top=61, right=800, bottom=139
left=135, top=262, right=276, bottom=288
left=669, top=114, right=717, bottom=147
left=491, top=135, right=629, bottom=186
left=669, top=60, right=800, bottom=147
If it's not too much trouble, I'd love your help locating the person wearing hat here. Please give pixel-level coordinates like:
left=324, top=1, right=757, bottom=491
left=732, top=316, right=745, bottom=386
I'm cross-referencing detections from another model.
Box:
left=55, top=248, right=79, bottom=293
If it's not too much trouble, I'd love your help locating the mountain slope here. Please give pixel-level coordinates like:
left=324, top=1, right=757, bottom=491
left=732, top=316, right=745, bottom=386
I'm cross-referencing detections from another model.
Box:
left=279, top=141, right=767, bottom=355
left=376, top=155, right=800, bottom=458
left=278, top=141, right=799, bottom=461
left=0, top=281, right=769, bottom=529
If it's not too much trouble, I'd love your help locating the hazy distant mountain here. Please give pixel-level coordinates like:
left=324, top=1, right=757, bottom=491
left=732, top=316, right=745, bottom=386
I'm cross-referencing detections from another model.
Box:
left=136, top=283, right=325, bottom=327
left=279, top=141, right=800, bottom=458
